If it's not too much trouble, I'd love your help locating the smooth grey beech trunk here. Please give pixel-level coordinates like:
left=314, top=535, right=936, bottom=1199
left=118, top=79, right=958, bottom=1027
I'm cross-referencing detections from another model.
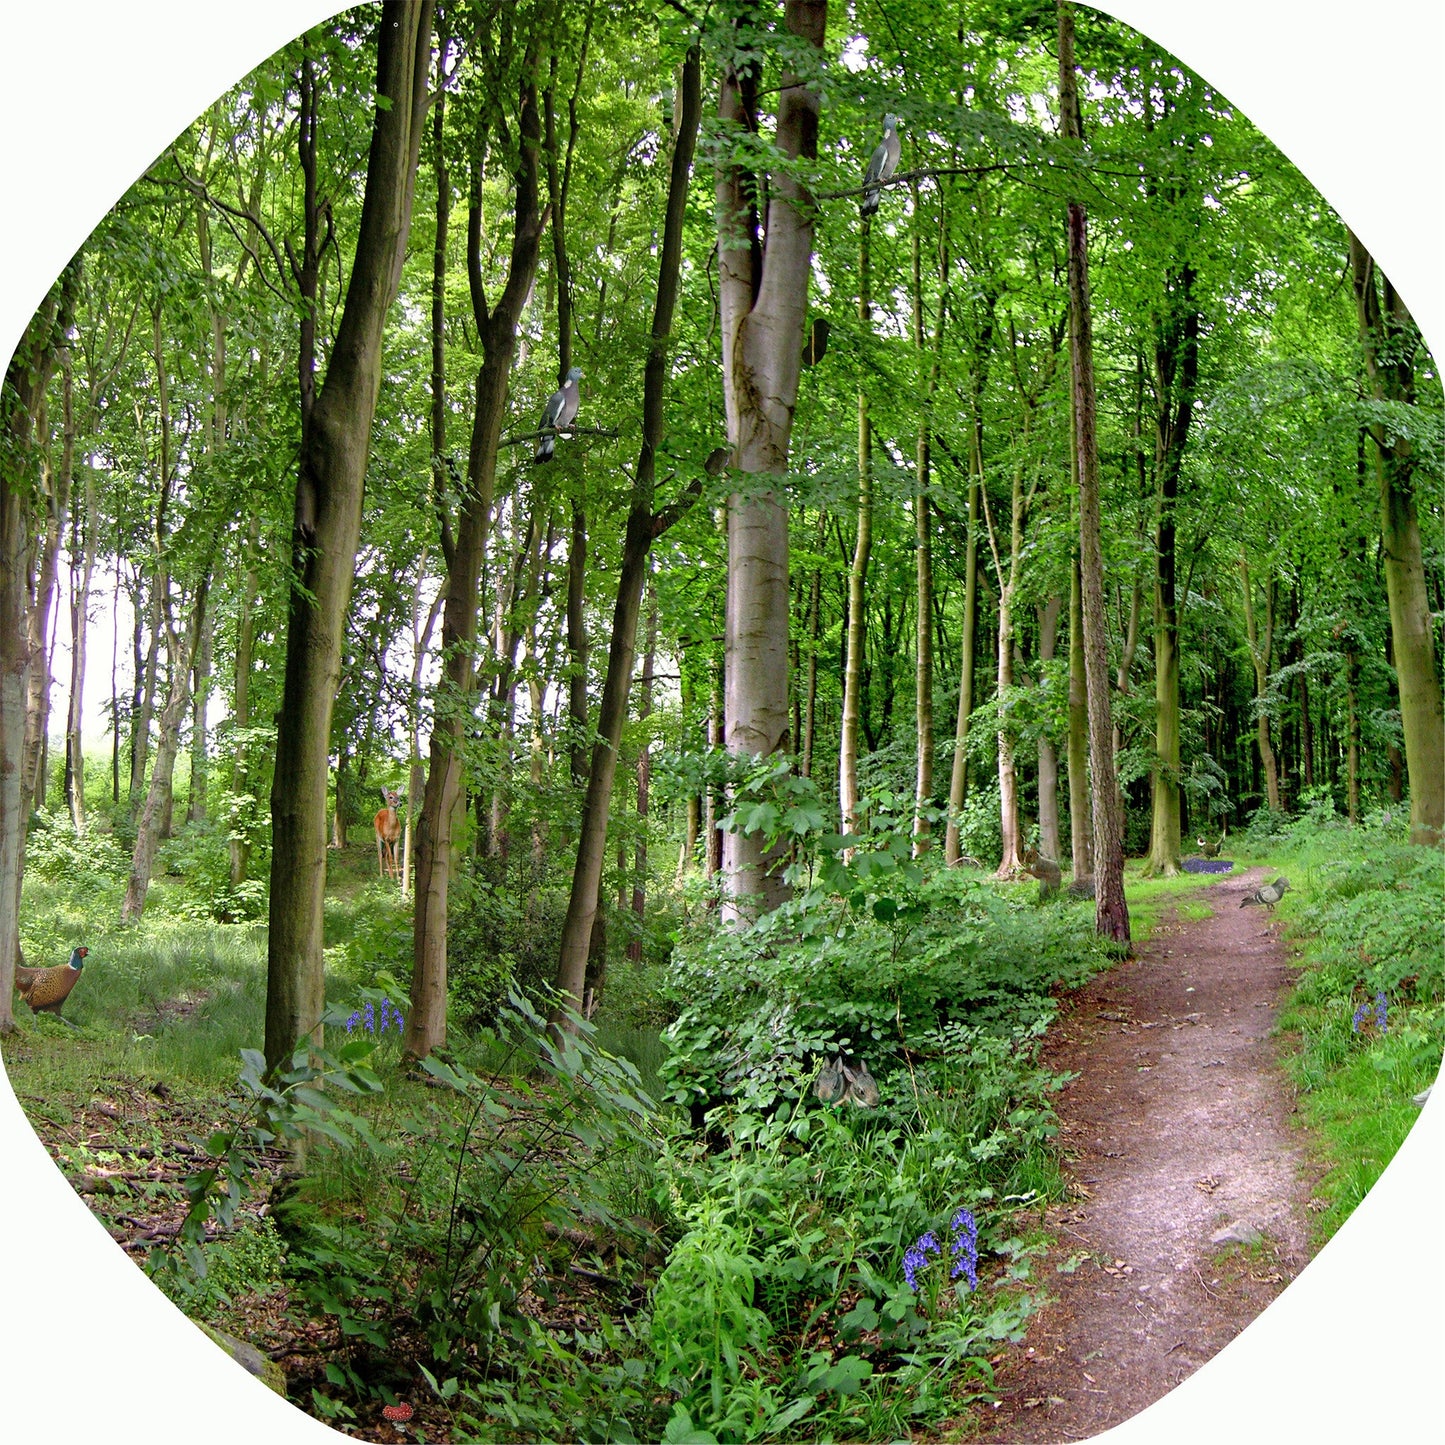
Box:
left=716, top=0, right=827, bottom=920
left=265, top=0, right=434, bottom=1071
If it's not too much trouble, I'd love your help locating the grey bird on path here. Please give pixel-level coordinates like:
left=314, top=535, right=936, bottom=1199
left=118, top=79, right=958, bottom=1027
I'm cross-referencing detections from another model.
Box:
left=1241, top=876, right=1290, bottom=908
left=860, top=115, right=901, bottom=218
left=534, top=366, right=583, bottom=462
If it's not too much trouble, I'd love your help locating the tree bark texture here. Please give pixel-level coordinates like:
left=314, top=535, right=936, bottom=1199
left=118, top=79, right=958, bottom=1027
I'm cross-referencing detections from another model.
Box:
left=840, top=220, right=872, bottom=836
left=1145, top=252, right=1198, bottom=875
left=717, top=0, right=826, bottom=919
left=1239, top=556, right=1281, bottom=813
left=1348, top=230, right=1444, bottom=844
left=266, top=0, right=434, bottom=1071
left=1, top=260, right=79, bottom=1027
left=1067, top=549, right=1092, bottom=878
left=1060, top=0, right=1129, bottom=944
left=1037, top=594, right=1062, bottom=864
left=628, top=584, right=657, bottom=960
left=65, top=446, right=95, bottom=835
left=944, top=472, right=980, bottom=865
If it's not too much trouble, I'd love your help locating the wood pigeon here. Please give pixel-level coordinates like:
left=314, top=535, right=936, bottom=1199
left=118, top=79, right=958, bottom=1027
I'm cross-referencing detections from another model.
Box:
left=1240, top=876, right=1290, bottom=908
left=860, top=114, right=901, bottom=218
left=534, top=366, right=583, bottom=462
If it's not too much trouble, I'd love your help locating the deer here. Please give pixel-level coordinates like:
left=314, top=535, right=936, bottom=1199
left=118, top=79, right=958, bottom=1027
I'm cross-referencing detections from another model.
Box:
left=374, top=788, right=402, bottom=882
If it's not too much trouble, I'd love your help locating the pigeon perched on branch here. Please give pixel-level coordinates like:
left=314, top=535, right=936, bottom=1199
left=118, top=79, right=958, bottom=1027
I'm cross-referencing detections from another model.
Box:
left=534, top=366, right=583, bottom=462
left=860, top=115, right=901, bottom=218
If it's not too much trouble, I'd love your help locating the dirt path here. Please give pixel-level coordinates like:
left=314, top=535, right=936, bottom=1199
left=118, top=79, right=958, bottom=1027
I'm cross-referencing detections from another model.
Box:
left=975, top=867, right=1315, bottom=1443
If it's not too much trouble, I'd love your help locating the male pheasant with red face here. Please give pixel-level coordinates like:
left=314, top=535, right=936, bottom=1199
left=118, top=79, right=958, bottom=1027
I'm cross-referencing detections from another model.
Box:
left=14, top=946, right=88, bottom=1022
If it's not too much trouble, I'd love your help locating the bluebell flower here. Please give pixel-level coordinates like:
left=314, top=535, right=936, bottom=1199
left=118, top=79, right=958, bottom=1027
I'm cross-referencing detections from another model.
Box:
left=949, top=1207, right=978, bottom=1291
left=363, top=1000, right=375, bottom=1033
left=904, top=1224, right=960, bottom=1293
left=1352, top=999, right=1370, bottom=1033
left=1375, top=991, right=1388, bottom=1035
left=903, top=1246, right=929, bottom=1292
left=346, top=1010, right=362, bottom=1033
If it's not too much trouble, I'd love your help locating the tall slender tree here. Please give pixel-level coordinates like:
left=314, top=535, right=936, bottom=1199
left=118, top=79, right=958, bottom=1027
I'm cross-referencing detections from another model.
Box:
left=265, top=0, right=434, bottom=1071
left=1059, top=0, right=1128, bottom=944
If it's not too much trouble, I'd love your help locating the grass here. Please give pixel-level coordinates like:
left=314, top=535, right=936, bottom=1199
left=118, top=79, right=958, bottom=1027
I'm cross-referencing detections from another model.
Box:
left=1117, top=859, right=1234, bottom=943
left=1240, top=811, right=1443, bottom=1247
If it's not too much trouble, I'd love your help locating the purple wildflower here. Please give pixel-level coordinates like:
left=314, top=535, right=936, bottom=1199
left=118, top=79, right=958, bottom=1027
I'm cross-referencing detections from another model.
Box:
left=903, top=1230, right=945, bottom=1292
left=1375, top=991, right=1388, bottom=1035
left=903, top=1247, right=929, bottom=1291
left=949, top=1207, right=978, bottom=1290
left=346, top=1011, right=362, bottom=1033
left=1352, top=999, right=1370, bottom=1033
left=363, top=1000, right=375, bottom=1033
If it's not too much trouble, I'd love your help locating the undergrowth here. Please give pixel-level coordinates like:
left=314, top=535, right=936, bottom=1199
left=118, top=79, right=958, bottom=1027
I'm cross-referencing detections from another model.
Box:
left=1262, top=810, right=1443, bottom=1245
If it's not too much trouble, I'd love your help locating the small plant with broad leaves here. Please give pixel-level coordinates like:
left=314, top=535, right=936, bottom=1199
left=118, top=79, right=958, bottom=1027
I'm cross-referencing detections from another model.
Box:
left=147, top=1015, right=383, bottom=1299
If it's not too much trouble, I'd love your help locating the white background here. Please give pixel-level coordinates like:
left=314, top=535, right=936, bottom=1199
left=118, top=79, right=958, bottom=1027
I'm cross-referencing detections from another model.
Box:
left=1, top=3, right=1441, bottom=1442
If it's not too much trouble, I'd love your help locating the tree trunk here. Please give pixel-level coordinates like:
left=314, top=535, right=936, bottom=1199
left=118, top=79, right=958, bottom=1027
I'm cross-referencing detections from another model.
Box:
left=1144, top=246, right=1198, bottom=875
left=228, top=515, right=260, bottom=887
left=628, top=582, right=657, bottom=960
left=129, top=583, right=160, bottom=812
left=1037, top=594, right=1062, bottom=863
left=717, top=0, right=825, bottom=919
left=553, top=44, right=702, bottom=1024
left=65, top=449, right=95, bottom=835
left=840, top=221, right=872, bottom=834
left=122, top=581, right=210, bottom=922
left=266, top=0, right=434, bottom=1072
left=1348, top=230, right=1444, bottom=844
left=187, top=610, right=212, bottom=823
left=705, top=647, right=723, bottom=877
left=1060, top=0, right=1128, bottom=944
left=1, top=260, right=79, bottom=1029
left=912, top=182, right=944, bottom=856
left=1239, top=556, right=1281, bottom=813
left=1345, top=644, right=1361, bottom=824
left=801, top=514, right=822, bottom=779
left=22, top=370, right=72, bottom=820
left=944, top=473, right=980, bottom=864
left=408, top=43, right=545, bottom=1060
left=1067, top=549, right=1092, bottom=879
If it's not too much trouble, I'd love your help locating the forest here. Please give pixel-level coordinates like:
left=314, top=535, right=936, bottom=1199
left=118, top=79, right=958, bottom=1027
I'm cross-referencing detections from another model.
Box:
left=1, top=1, right=1441, bottom=1441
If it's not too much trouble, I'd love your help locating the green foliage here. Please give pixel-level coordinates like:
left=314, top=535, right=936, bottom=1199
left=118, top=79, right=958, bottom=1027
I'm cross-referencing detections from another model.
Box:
left=1270, top=828, right=1444, bottom=1246
left=155, top=1216, right=287, bottom=1322
left=23, top=809, right=129, bottom=896
left=444, top=870, right=571, bottom=1028
left=156, top=818, right=266, bottom=923
left=148, top=1025, right=383, bottom=1299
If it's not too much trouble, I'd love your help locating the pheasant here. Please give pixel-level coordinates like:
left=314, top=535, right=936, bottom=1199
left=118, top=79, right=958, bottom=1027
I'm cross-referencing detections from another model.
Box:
left=1196, top=834, right=1224, bottom=859
left=14, top=945, right=88, bottom=1022
left=1240, top=877, right=1289, bottom=909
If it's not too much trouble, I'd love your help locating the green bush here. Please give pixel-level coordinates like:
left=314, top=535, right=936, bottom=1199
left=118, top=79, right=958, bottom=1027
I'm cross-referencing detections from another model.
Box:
left=156, top=818, right=267, bottom=922
left=24, top=809, right=129, bottom=894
